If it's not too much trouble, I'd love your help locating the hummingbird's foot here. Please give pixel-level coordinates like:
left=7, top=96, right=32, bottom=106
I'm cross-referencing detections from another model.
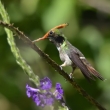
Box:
left=60, top=62, right=67, bottom=68
left=59, top=62, right=67, bottom=70
left=59, top=65, right=63, bottom=70
left=69, top=73, right=74, bottom=79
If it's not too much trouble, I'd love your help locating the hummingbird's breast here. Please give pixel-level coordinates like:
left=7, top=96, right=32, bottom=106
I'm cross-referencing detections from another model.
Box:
left=57, top=46, right=72, bottom=66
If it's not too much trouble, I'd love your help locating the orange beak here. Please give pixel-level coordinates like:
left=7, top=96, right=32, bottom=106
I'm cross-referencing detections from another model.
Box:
left=33, top=23, right=68, bottom=43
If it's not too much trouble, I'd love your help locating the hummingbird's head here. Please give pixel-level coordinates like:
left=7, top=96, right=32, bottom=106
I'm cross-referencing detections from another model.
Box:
left=48, top=29, right=65, bottom=47
left=33, top=23, right=68, bottom=44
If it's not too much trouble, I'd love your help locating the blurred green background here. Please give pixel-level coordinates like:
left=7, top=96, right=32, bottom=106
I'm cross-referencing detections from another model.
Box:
left=0, top=0, right=110, bottom=110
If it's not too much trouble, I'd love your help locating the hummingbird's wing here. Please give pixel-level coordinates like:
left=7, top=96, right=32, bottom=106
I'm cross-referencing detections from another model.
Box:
left=67, top=46, right=104, bottom=81
left=81, top=58, right=104, bottom=80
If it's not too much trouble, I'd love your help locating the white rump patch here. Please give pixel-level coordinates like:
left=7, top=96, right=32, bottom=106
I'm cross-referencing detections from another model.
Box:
left=80, top=57, right=85, bottom=60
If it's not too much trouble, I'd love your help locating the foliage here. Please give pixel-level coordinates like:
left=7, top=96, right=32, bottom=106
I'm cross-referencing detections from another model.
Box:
left=0, top=0, right=110, bottom=110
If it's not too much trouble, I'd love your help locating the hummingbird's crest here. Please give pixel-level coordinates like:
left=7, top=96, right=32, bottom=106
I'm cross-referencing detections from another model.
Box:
left=33, top=23, right=68, bottom=43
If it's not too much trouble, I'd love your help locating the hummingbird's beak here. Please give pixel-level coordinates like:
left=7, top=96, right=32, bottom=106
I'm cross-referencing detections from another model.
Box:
left=33, top=33, right=48, bottom=42
left=32, top=23, right=68, bottom=43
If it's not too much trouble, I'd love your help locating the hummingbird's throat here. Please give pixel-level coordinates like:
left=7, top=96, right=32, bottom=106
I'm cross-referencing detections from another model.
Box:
left=57, top=41, right=67, bottom=51
left=61, top=41, right=67, bottom=47
left=55, top=35, right=65, bottom=44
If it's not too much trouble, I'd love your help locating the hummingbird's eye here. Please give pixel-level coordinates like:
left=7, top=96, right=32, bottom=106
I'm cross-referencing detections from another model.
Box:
left=48, top=31, right=54, bottom=36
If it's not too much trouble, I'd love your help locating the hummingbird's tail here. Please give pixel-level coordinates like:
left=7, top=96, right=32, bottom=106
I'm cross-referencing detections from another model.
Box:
left=86, top=65, right=104, bottom=81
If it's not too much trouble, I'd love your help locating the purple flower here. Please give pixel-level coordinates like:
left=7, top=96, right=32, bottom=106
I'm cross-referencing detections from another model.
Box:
left=26, top=77, right=64, bottom=107
left=26, top=84, right=39, bottom=97
left=33, top=94, right=45, bottom=107
left=32, top=92, right=54, bottom=107
left=40, top=77, right=52, bottom=90
left=43, top=92, right=54, bottom=106
left=54, top=83, right=63, bottom=100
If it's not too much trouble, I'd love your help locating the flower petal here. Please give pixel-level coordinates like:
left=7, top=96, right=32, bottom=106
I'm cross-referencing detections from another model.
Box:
left=40, top=77, right=52, bottom=90
left=43, top=92, right=54, bottom=105
left=54, top=83, right=64, bottom=100
left=26, top=84, right=39, bottom=98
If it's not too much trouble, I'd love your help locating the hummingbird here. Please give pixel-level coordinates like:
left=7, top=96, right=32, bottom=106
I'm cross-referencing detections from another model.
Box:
left=33, top=23, right=104, bottom=81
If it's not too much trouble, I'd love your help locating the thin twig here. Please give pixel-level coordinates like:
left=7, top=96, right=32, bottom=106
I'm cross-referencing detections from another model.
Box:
left=0, top=20, right=106, bottom=110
